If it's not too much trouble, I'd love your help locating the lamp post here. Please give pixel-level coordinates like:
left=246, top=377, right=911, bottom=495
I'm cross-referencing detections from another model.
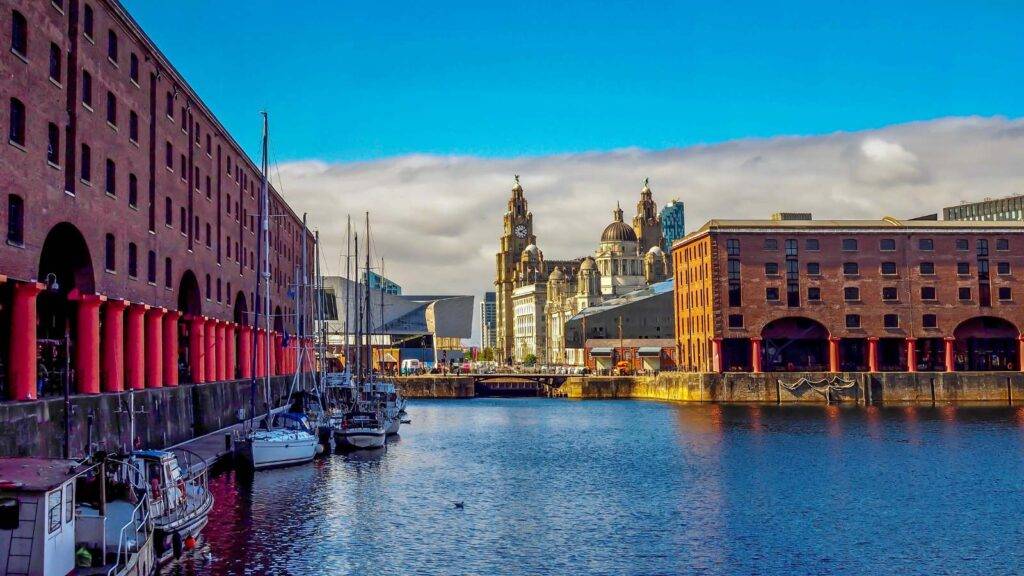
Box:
left=44, top=273, right=73, bottom=459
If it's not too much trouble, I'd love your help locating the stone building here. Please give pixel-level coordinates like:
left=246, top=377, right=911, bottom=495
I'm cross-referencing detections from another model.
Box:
left=672, top=216, right=1024, bottom=373
left=0, top=0, right=314, bottom=402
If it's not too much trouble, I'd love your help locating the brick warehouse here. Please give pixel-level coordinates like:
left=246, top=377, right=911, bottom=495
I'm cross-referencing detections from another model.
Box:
left=0, top=0, right=315, bottom=402
left=672, top=217, right=1024, bottom=374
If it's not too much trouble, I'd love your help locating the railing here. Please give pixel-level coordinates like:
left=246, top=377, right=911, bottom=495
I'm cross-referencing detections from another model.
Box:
left=106, top=494, right=151, bottom=576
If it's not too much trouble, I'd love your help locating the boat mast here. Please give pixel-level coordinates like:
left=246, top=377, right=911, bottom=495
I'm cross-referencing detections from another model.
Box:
left=343, top=216, right=351, bottom=375
left=315, top=229, right=325, bottom=391
left=249, top=112, right=269, bottom=420
left=364, top=212, right=371, bottom=383
left=354, top=231, right=361, bottom=384
left=380, top=257, right=385, bottom=374
left=262, top=114, right=272, bottom=406
left=300, top=213, right=309, bottom=389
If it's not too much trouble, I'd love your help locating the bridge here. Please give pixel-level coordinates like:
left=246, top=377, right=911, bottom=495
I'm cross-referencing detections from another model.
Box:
left=470, top=374, right=568, bottom=397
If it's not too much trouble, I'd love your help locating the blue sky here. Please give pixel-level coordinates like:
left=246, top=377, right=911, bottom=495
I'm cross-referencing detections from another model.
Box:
left=122, top=1, right=1023, bottom=164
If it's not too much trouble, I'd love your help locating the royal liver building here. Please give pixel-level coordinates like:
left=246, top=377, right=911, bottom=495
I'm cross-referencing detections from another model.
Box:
left=493, top=177, right=669, bottom=364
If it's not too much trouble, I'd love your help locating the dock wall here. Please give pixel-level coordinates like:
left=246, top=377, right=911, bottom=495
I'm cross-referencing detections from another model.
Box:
left=396, top=376, right=475, bottom=399
left=0, top=377, right=294, bottom=459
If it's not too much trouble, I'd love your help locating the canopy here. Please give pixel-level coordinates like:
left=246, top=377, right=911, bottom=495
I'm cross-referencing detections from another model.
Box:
left=590, top=347, right=614, bottom=356
left=637, top=347, right=663, bottom=356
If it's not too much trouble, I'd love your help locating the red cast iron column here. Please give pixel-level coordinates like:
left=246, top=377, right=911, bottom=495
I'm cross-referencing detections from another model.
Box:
left=101, top=299, right=128, bottom=392
left=8, top=281, right=44, bottom=400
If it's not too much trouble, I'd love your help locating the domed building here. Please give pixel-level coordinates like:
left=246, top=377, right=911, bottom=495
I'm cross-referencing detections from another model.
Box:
left=595, top=204, right=647, bottom=297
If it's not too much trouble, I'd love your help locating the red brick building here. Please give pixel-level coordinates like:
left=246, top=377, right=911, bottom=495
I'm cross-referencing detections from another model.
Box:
left=672, top=218, right=1024, bottom=373
left=0, top=0, right=314, bottom=401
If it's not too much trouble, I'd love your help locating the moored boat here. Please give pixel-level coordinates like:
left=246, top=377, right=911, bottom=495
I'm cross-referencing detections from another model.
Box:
left=335, top=411, right=387, bottom=450
left=242, top=412, right=320, bottom=470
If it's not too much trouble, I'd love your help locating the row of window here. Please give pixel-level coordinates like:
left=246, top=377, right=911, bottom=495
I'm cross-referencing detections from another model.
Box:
left=728, top=237, right=1012, bottom=254
left=762, top=260, right=1012, bottom=277
left=102, top=233, right=237, bottom=303
left=727, top=313, right=941, bottom=330
left=762, top=285, right=1011, bottom=303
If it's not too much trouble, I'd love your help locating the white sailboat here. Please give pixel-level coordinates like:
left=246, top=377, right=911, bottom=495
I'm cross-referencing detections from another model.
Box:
left=240, top=112, right=318, bottom=470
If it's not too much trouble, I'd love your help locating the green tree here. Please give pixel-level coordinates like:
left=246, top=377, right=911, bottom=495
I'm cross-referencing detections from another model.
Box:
left=480, top=347, right=494, bottom=362
left=523, top=353, right=537, bottom=366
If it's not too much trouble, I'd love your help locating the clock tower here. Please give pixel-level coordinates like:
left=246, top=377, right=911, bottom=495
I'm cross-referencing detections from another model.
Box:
left=495, top=175, right=536, bottom=363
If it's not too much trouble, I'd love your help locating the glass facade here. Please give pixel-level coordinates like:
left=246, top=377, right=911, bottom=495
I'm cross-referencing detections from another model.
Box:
left=660, top=200, right=686, bottom=251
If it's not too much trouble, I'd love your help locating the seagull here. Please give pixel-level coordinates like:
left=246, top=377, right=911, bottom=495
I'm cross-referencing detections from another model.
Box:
left=453, top=501, right=465, bottom=509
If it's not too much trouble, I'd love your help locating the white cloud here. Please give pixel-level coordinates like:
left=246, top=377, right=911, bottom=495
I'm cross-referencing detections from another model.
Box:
left=275, top=116, right=1024, bottom=342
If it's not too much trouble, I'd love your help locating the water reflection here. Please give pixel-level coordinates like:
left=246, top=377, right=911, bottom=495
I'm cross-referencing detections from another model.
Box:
left=166, top=400, right=1024, bottom=576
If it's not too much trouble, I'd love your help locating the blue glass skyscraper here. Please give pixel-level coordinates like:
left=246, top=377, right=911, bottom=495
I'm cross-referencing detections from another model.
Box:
left=660, top=199, right=685, bottom=251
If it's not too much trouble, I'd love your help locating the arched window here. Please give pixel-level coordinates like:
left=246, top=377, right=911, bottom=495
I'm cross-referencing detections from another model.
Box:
left=128, top=173, right=138, bottom=208
left=147, top=250, right=156, bottom=283
left=8, top=98, right=25, bottom=146
left=80, top=143, right=91, bottom=182
left=164, top=257, right=172, bottom=288
left=11, top=10, right=27, bottom=57
left=205, top=274, right=211, bottom=299
left=6, top=194, right=24, bottom=245
left=127, top=242, right=137, bottom=277
left=104, top=233, right=115, bottom=271
left=104, top=158, right=116, bottom=195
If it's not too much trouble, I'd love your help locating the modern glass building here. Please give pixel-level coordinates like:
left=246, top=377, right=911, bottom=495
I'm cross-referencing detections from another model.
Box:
left=481, top=292, right=497, bottom=350
left=660, top=199, right=686, bottom=251
left=365, top=270, right=403, bottom=295
left=944, top=195, right=1024, bottom=221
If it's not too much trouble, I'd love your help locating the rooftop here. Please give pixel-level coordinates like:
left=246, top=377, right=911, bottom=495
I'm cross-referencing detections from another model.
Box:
left=569, top=280, right=674, bottom=321
left=0, top=458, right=89, bottom=492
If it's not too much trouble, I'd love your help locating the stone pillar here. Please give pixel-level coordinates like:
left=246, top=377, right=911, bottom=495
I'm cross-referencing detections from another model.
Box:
left=124, top=304, right=147, bottom=390
left=711, top=338, right=723, bottom=373
left=101, top=299, right=128, bottom=392
left=75, top=294, right=105, bottom=394
left=828, top=337, right=841, bottom=373
left=238, top=326, right=252, bottom=378
left=750, top=337, right=762, bottom=373
left=162, top=311, right=181, bottom=386
left=944, top=337, right=956, bottom=373
left=906, top=337, right=917, bottom=373
left=204, top=318, right=218, bottom=382
left=189, top=316, right=206, bottom=383
left=867, top=337, right=879, bottom=373
left=255, top=329, right=266, bottom=378
left=225, top=324, right=237, bottom=379
left=145, top=308, right=165, bottom=388
left=8, top=282, right=43, bottom=401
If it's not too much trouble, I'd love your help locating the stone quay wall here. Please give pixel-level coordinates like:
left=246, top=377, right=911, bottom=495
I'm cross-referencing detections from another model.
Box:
left=0, top=377, right=293, bottom=459
left=396, top=376, right=475, bottom=399
left=560, top=372, right=1024, bottom=404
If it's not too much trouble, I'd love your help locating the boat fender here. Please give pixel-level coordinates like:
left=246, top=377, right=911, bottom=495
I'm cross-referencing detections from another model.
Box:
left=184, top=535, right=197, bottom=551
left=316, top=443, right=326, bottom=455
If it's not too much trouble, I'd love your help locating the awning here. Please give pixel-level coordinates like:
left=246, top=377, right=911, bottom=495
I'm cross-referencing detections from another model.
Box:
left=637, top=347, right=662, bottom=357
left=590, top=347, right=614, bottom=356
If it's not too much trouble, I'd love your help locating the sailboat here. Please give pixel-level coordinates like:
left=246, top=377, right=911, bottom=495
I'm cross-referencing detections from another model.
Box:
left=335, top=213, right=387, bottom=450
left=240, top=112, right=318, bottom=470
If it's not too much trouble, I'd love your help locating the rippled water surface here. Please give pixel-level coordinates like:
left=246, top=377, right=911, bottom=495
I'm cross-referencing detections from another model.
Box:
left=167, top=399, right=1024, bottom=575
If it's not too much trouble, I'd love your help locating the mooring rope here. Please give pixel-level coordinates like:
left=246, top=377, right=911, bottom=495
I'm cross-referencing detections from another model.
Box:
left=779, top=375, right=857, bottom=399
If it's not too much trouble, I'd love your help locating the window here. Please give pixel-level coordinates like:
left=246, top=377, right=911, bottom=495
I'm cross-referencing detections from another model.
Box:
left=205, top=274, right=211, bottom=299
left=807, top=287, right=821, bottom=301
left=165, top=91, right=174, bottom=118
left=129, top=110, right=138, bottom=142
left=205, top=176, right=211, bottom=199
left=764, top=262, right=778, bottom=276
left=920, top=286, right=936, bottom=300
left=957, top=262, right=970, bottom=275
left=922, top=314, right=937, bottom=329
left=104, top=159, right=115, bottom=195
left=128, top=173, right=137, bottom=208
left=918, top=238, right=933, bottom=251
left=104, top=233, right=115, bottom=271
left=919, top=262, right=935, bottom=275
left=180, top=154, right=186, bottom=178
left=80, top=143, right=91, bottom=182
left=784, top=239, right=797, bottom=256
left=955, top=238, right=969, bottom=251
left=880, top=262, right=897, bottom=275
left=106, top=92, right=117, bottom=125
left=83, top=4, right=94, bottom=39
left=977, top=239, right=988, bottom=256
left=129, top=52, right=139, bottom=83
left=49, top=42, right=61, bottom=82
left=805, top=239, right=819, bottom=251
left=728, top=314, right=743, bottom=328
left=998, top=287, right=1012, bottom=301
left=194, top=216, right=200, bottom=240
left=842, top=238, right=857, bottom=251
left=765, top=287, right=779, bottom=301
left=726, top=239, right=740, bottom=256
left=47, top=489, right=62, bottom=534
left=842, top=262, right=859, bottom=275
left=958, top=287, right=971, bottom=300
left=205, top=134, right=211, bottom=155
left=995, top=262, right=1011, bottom=275
left=47, top=123, right=60, bottom=165
left=205, top=223, right=211, bottom=247
left=8, top=98, right=25, bottom=146
left=7, top=194, right=24, bottom=245
left=883, top=314, right=899, bottom=328
left=165, top=142, right=173, bottom=169
left=879, top=238, right=896, bottom=251
left=882, top=287, right=898, bottom=301
left=11, top=10, right=27, bottom=57
left=164, top=257, right=172, bottom=288
left=81, top=70, right=92, bottom=107
left=107, top=29, right=118, bottom=63
left=844, top=286, right=859, bottom=301
left=164, top=198, right=172, bottom=226
left=845, top=314, right=861, bottom=329
left=216, top=278, right=222, bottom=302
left=997, top=238, right=1009, bottom=251
left=179, top=207, right=186, bottom=233
left=806, top=262, right=820, bottom=275
left=127, top=242, right=137, bottom=277
left=147, top=251, right=156, bottom=283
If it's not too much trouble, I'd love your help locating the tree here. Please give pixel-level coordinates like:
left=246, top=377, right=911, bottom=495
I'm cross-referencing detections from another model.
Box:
left=480, top=347, right=494, bottom=362
left=523, top=353, right=537, bottom=366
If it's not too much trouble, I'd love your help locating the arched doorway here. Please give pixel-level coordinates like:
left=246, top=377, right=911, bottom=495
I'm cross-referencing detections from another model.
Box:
left=273, top=305, right=284, bottom=333
left=953, top=316, right=1020, bottom=371
left=36, top=223, right=95, bottom=396
left=177, top=271, right=202, bottom=383
left=232, top=292, right=249, bottom=325
left=761, top=317, right=829, bottom=372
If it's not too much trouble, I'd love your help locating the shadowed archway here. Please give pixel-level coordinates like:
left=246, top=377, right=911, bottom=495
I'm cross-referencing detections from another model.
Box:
left=761, top=317, right=829, bottom=372
left=953, top=316, right=1020, bottom=370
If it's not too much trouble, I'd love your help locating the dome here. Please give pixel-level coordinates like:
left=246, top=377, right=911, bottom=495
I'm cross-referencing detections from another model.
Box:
left=601, top=221, right=637, bottom=243
left=548, top=267, right=565, bottom=280
left=647, top=245, right=664, bottom=255
left=580, top=257, right=597, bottom=271
left=521, top=244, right=540, bottom=262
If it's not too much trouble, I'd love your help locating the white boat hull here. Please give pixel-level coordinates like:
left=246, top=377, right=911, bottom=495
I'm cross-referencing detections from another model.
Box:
left=245, top=432, right=318, bottom=469
left=385, top=417, right=401, bottom=435
left=336, top=428, right=386, bottom=449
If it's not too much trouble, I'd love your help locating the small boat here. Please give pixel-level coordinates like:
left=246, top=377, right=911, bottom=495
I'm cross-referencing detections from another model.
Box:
left=122, top=449, right=213, bottom=564
left=370, top=379, right=406, bottom=435
left=335, top=410, right=387, bottom=450
left=242, top=412, right=320, bottom=470
left=0, top=456, right=157, bottom=575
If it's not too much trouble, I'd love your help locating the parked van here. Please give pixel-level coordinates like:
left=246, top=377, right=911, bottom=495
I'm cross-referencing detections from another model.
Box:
left=401, top=359, right=422, bottom=374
